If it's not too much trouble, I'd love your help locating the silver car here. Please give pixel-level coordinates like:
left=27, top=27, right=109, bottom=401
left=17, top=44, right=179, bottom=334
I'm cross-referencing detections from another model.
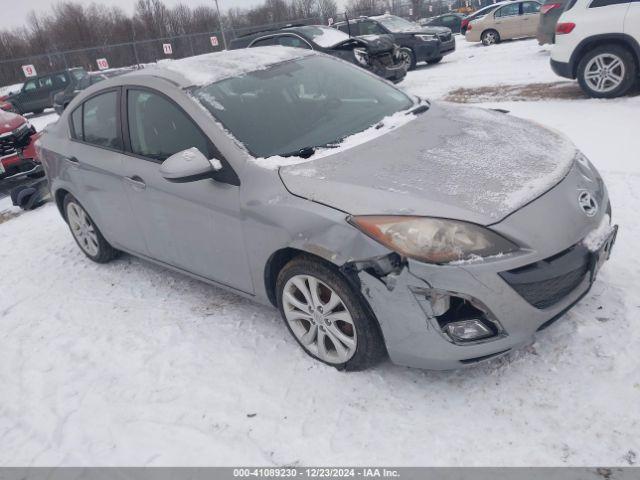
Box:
left=37, top=47, right=617, bottom=371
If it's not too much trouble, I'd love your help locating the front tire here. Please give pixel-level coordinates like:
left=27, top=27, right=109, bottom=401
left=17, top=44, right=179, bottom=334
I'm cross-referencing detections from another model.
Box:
left=399, top=47, right=416, bottom=70
left=63, top=194, right=119, bottom=263
left=481, top=30, right=500, bottom=46
left=577, top=44, right=637, bottom=99
left=276, top=255, right=386, bottom=371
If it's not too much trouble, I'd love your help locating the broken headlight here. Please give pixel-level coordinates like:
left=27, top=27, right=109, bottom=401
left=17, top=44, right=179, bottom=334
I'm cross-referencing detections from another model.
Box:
left=353, top=48, right=369, bottom=66
left=349, top=216, right=518, bottom=264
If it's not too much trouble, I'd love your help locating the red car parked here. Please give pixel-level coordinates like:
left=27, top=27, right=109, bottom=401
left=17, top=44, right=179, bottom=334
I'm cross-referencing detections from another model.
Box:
left=0, top=109, right=42, bottom=180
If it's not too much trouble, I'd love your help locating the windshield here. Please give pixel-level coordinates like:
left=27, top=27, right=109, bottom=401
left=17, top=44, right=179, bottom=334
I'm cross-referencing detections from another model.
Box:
left=375, top=15, right=418, bottom=32
left=294, top=25, right=350, bottom=48
left=193, top=55, right=414, bottom=158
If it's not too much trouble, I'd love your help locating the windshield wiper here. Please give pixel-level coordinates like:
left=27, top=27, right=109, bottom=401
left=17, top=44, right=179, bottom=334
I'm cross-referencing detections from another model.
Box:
left=280, top=144, right=339, bottom=159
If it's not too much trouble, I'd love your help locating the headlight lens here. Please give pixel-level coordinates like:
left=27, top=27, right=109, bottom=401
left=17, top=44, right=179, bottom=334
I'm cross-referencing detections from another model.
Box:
left=349, top=216, right=518, bottom=264
left=353, top=48, right=369, bottom=66
left=415, top=34, right=437, bottom=41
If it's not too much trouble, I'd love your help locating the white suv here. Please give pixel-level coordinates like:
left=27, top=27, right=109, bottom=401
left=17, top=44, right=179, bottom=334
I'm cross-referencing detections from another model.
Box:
left=550, top=0, right=640, bottom=98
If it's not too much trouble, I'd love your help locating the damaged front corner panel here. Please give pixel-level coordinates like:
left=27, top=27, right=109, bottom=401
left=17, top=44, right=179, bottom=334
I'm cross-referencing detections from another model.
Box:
left=340, top=252, right=405, bottom=292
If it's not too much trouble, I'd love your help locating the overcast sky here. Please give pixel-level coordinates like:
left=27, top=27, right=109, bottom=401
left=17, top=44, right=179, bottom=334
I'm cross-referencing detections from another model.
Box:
left=3, top=0, right=271, bottom=30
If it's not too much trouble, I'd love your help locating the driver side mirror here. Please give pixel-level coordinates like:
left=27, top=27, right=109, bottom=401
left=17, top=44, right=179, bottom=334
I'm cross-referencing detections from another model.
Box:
left=160, top=147, right=222, bottom=183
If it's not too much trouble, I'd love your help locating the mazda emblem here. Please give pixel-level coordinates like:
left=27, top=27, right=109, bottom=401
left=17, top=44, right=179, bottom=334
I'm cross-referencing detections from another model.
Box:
left=578, top=190, right=598, bottom=217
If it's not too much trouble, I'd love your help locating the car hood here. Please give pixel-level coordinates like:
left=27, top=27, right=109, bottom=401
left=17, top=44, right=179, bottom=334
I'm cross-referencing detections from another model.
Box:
left=394, top=26, right=451, bottom=35
left=0, top=109, right=26, bottom=132
left=338, top=34, right=395, bottom=54
left=279, top=102, right=577, bottom=226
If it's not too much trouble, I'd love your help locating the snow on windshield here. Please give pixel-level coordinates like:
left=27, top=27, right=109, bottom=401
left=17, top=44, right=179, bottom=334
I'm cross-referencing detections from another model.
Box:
left=160, top=46, right=314, bottom=86
left=296, top=26, right=350, bottom=48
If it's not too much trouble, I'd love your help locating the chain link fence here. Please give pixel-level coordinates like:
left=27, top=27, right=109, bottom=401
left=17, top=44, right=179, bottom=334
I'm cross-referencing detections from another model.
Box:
left=0, top=0, right=493, bottom=89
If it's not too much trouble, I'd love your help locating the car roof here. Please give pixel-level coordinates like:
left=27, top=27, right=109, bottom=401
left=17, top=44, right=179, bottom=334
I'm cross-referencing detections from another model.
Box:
left=117, top=46, right=317, bottom=88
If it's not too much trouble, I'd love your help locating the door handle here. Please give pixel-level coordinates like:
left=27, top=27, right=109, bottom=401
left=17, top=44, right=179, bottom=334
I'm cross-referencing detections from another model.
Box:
left=65, top=156, right=80, bottom=166
left=124, top=176, right=146, bottom=190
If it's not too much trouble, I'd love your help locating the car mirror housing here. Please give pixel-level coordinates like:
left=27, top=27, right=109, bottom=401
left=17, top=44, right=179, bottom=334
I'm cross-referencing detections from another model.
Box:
left=160, top=147, right=219, bottom=183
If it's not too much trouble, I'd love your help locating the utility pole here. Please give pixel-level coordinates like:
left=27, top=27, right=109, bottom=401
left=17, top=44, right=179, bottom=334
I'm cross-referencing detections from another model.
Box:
left=214, top=0, right=228, bottom=50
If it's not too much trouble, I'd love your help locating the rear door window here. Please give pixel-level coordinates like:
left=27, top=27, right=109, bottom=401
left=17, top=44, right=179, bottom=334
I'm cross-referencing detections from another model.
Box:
left=496, top=4, right=521, bottom=16
left=38, top=76, right=53, bottom=89
left=522, top=2, right=541, bottom=13
left=359, top=21, right=385, bottom=35
left=250, top=37, right=276, bottom=47
left=82, top=90, right=122, bottom=149
left=276, top=35, right=312, bottom=49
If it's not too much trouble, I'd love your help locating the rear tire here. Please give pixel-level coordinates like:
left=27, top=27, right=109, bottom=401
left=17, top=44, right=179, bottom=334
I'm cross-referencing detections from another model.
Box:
left=481, top=30, right=500, bottom=46
left=63, top=194, right=120, bottom=263
left=577, top=44, right=637, bottom=99
left=427, top=56, right=443, bottom=65
left=276, top=255, right=386, bottom=371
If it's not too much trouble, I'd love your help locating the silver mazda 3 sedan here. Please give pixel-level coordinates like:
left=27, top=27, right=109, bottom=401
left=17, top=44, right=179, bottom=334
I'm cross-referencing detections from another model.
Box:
left=37, top=47, right=617, bottom=371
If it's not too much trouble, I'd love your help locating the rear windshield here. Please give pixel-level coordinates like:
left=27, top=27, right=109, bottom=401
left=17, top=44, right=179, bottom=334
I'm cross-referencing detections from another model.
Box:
left=193, top=55, right=413, bottom=158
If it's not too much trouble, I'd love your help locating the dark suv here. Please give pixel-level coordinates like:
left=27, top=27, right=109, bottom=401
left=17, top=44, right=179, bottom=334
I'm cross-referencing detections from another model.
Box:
left=334, top=15, right=455, bottom=70
left=229, top=25, right=408, bottom=83
left=5, top=68, right=87, bottom=115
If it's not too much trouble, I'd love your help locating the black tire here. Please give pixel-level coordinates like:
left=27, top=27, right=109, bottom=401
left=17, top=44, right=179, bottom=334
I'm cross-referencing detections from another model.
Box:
left=276, top=255, right=387, bottom=371
left=577, top=44, right=637, bottom=99
left=399, top=47, right=417, bottom=70
left=32, top=109, right=44, bottom=115
left=63, top=193, right=120, bottom=263
left=427, top=56, right=443, bottom=65
left=481, top=29, right=500, bottom=46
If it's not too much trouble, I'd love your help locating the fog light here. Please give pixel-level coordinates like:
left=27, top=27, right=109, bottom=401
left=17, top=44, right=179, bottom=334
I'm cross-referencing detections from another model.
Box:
left=445, top=320, right=493, bottom=342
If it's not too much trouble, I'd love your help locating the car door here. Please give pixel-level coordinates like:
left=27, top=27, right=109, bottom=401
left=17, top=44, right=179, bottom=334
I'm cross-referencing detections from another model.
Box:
left=121, top=86, right=253, bottom=293
left=17, top=79, right=39, bottom=112
left=624, top=1, right=640, bottom=38
left=493, top=3, right=522, bottom=40
left=66, top=88, right=148, bottom=255
left=520, top=2, right=541, bottom=36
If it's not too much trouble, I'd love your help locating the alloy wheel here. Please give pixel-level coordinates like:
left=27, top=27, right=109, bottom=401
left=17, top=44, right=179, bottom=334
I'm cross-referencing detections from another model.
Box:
left=282, top=274, right=357, bottom=364
left=482, top=32, right=498, bottom=46
left=584, top=53, right=626, bottom=94
left=399, top=49, right=413, bottom=70
left=67, top=201, right=100, bottom=257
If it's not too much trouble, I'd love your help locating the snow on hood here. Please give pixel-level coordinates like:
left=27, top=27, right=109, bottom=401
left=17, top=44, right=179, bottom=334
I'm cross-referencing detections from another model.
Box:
left=0, top=110, right=25, bottom=132
left=277, top=102, right=577, bottom=225
left=160, top=46, right=315, bottom=87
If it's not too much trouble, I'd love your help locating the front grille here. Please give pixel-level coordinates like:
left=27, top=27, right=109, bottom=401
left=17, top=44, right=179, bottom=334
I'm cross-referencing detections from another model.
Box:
left=0, top=123, right=31, bottom=158
left=499, top=245, right=591, bottom=310
left=438, top=32, right=452, bottom=42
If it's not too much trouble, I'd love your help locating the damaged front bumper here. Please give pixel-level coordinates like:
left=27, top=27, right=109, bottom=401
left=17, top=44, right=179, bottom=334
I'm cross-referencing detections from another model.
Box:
left=350, top=225, right=618, bottom=371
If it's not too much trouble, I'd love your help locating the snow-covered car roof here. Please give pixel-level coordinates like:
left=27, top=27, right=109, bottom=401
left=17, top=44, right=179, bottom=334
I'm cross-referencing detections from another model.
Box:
left=136, top=46, right=316, bottom=88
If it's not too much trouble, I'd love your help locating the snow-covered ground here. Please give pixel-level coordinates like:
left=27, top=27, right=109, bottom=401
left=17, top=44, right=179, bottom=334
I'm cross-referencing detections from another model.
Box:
left=1, top=39, right=639, bottom=467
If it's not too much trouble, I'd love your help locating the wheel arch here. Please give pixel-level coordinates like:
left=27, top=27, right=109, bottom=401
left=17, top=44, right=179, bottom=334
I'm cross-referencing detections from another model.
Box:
left=570, top=34, right=640, bottom=78
left=54, top=188, right=71, bottom=221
